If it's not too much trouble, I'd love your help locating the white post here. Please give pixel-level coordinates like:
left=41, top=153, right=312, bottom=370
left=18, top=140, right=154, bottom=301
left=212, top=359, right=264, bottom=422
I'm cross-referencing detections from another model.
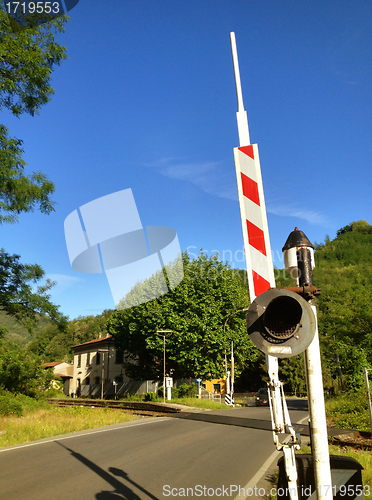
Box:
left=364, top=368, right=372, bottom=433
left=230, top=32, right=250, bottom=146
left=305, top=305, right=333, bottom=500
left=231, top=341, right=234, bottom=395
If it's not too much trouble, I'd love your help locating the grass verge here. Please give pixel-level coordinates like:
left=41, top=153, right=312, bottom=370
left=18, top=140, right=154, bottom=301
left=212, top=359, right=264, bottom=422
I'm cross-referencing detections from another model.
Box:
left=167, top=397, right=228, bottom=410
left=0, top=405, right=139, bottom=448
left=325, top=390, right=371, bottom=431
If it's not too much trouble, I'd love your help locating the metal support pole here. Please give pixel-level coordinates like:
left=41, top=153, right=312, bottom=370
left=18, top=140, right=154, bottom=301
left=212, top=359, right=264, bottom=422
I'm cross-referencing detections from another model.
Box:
left=101, top=358, right=104, bottom=400
left=284, top=229, right=332, bottom=500
left=304, top=306, right=333, bottom=499
left=163, top=336, right=166, bottom=403
left=156, top=330, right=172, bottom=403
left=364, top=368, right=372, bottom=433
left=231, top=341, right=234, bottom=395
left=98, top=349, right=109, bottom=400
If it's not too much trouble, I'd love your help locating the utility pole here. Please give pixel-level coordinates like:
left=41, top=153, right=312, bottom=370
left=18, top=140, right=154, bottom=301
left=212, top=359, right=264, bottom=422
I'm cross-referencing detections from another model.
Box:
left=156, top=330, right=172, bottom=403
left=98, top=349, right=109, bottom=400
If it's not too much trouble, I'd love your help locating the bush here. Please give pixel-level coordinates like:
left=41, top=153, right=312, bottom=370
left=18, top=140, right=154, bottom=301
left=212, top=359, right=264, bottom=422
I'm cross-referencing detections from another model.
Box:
left=170, top=387, right=179, bottom=398
left=0, top=395, right=23, bottom=416
left=325, top=390, right=371, bottom=431
left=144, top=392, right=157, bottom=402
left=177, top=383, right=198, bottom=398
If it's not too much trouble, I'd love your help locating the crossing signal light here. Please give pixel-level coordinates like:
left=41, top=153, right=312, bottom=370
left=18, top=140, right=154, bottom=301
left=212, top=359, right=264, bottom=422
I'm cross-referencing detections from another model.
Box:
left=246, top=288, right=316, bottom=358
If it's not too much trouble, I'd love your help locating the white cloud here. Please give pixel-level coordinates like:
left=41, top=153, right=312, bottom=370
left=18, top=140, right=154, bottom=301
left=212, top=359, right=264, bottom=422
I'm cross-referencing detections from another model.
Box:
left=145, top=157, right=327, bottom=225
left=143, top=157, right=238, bottom=201
left=44, top=274, right=83, bottom=294
left=267, top=204, right=328, bottom=225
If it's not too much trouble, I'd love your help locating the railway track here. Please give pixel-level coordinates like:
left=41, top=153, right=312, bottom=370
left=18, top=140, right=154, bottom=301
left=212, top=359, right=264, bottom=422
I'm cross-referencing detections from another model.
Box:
left=48, top=398, right=182, bottom=417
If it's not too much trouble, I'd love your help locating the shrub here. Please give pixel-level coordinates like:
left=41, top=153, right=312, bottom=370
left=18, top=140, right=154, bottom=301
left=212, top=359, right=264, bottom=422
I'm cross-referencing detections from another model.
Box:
left=177, top=383, right=198, bottom=398
left=170, top=387, right=179, bottom=398
left=0, top=395, right=23, bottom=416
left=144, top=392, right=157, bottom=402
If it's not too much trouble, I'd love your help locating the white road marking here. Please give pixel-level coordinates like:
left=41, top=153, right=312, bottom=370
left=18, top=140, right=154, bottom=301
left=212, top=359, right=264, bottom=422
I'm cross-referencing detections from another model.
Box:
left=0, top=417, right=169, bottom=453
left=233, top=413, right=309, bottom=499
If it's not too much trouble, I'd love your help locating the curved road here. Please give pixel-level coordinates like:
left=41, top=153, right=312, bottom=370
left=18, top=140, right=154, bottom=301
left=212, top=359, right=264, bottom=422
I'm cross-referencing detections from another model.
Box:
left=0, top=400, right=308, bottom=500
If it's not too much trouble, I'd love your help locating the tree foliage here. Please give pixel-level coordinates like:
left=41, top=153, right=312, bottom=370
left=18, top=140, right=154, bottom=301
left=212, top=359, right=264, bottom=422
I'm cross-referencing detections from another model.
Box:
left=0, top=333, right=52, bottom=395
left=0, top=10, right=68, bottom=224
left=28, top=310, right=113, bottom=361
left=314, top=220, right=372, bottom=391
left=0, top=10, right=69, bottom=330
left=0, top=249, right=67, bottom=331
left=0, top=10, right=68, bottom=117
left=107, top=252, right=256, bottom=381
left=0, top=125, right=55, bottom=224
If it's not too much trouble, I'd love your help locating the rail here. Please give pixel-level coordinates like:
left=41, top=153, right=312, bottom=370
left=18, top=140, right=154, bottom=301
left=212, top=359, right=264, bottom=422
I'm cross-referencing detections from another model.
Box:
left=48, top=398, right=182, bottom=416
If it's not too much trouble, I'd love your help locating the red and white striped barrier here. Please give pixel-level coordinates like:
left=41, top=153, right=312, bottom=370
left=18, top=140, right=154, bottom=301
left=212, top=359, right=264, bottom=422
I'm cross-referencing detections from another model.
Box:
left=233, top=144, right=275, bottom=302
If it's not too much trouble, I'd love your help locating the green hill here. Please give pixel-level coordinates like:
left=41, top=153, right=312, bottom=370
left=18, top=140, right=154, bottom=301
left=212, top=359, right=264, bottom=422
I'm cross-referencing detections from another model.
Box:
left=313, top=220, right=372, bottom=390
left=0, top=310, right=52, bottom=348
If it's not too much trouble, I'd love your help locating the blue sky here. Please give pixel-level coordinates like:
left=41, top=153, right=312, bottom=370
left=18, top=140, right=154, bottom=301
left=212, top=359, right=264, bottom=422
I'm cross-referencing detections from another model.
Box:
left=2, top=0, right=372, bottom=320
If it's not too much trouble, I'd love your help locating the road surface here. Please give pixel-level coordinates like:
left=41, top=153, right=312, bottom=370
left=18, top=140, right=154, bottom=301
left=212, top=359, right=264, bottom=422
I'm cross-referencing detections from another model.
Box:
left=0, top=399, right=309, bottom=500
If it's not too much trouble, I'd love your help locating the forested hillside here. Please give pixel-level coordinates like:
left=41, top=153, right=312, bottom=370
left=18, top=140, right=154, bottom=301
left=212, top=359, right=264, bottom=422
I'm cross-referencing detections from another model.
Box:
left=314, top=220, right=372, bottom=390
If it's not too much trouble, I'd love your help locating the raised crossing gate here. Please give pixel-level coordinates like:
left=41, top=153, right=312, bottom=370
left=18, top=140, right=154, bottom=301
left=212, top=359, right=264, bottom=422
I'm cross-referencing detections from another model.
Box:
left=233, top=144, right=275, bottom=300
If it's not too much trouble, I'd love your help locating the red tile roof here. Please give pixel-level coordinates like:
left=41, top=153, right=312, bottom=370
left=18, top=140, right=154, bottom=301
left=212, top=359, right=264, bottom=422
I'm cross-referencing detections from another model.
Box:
left=72, top=334, right=112, bottom=349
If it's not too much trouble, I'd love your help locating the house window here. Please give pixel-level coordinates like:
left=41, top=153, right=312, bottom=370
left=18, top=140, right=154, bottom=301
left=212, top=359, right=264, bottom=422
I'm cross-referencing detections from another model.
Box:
left=95, top=376, right=100, bottom=385
left=115, top=375, right=123, bottom=383
left=213, top=384, right=221, bottom=394
left=115, top=351, right=123, bottom=364
left=96, top=352, right=100, bottom=365
left=77, top=354, right=81, bottom=368
left=86, top=352, right=91, bottom=365
left=84, top=377, right=90, bottom=385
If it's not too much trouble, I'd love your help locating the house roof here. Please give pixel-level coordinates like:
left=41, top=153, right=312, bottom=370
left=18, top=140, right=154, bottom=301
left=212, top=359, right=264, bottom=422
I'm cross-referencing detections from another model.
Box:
left=42, top=361, right=71, bottom=368
left=43, top=362, right=60, bottom=368
left=54, top=373, right=73, bottom=379
left=72, top=334, right=112, bottom=350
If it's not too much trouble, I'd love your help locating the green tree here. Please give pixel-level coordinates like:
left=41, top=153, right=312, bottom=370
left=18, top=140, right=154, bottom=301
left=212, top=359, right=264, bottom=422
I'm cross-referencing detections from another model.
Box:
left=0, top=125, right=55, bottom=224
left=279, top=356, right=306, bottom=395
left=0, top=10, right=68, bottom=117
left=0, top=334, right=52, bottom=395
left=0, top=9, right=68, bottom=224
left=107, top=252, right=256, bottom=381
left=0, top=249, right=67, bottom=331
left=28, top=310, right=114, bottom=361
left=0, top=10, right=68, bottom=330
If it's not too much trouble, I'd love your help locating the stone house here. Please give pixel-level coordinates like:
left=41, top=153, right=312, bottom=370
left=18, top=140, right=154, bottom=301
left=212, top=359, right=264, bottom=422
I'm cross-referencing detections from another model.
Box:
left=71, top=333, right=130, bottom=397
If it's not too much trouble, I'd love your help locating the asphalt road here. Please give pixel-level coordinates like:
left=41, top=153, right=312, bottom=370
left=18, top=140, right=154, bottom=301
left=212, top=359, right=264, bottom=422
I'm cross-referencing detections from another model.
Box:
left=0, top=399, right=309, bottom=500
